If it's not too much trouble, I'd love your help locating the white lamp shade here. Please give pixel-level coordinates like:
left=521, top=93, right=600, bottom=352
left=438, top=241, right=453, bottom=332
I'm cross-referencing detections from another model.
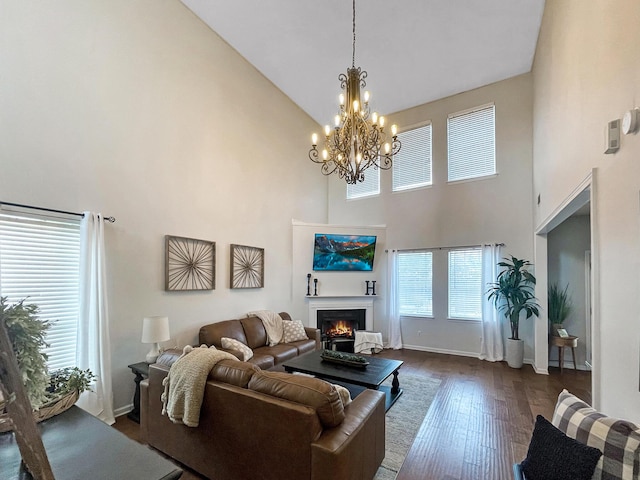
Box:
left=141, top=316, right=170, bottom=343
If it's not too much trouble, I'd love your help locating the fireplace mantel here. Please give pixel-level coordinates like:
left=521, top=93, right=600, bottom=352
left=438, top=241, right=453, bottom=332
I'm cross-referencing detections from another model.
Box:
left=306, top=296, right=376, bottom=330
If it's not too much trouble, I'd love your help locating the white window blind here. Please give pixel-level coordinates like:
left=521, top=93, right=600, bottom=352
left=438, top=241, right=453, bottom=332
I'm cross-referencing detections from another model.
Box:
left=346, top=165, right=380, bottom=199
left=398, top=251, right=432, bottom=317
left=0, top=212, right=81, bottom=370
left=393, top=124, right=432, bottom=192
left=448, top=248, right=482, bottom=320
left=447, top=104, right=496, bottom=182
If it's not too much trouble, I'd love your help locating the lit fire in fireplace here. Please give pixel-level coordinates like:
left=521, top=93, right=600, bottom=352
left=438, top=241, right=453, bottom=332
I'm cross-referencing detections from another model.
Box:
left=324, top=320, right=355, bottom=338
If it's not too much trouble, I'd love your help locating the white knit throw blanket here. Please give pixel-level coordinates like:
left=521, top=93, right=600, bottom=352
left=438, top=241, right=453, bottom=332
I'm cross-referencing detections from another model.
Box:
left=161, top=346, right=237, bottom=427
left=248, top=310, right=283, bottom=346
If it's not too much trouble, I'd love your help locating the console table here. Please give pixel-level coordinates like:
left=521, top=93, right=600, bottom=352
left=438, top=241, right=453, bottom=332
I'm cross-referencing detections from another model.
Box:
left=0, top=406, right=182, bottom=479
left=127, top=361, right=149, bottom=423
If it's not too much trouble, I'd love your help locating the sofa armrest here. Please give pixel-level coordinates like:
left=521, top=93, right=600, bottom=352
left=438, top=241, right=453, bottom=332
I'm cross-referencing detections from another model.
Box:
left=310, top=389, right=386, bottom=480
left=305, top=327, right=322, bottom=350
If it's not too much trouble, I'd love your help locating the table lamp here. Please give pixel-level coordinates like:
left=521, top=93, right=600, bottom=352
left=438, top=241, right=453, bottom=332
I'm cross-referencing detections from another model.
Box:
left=141, top=316, right=170, bottom=363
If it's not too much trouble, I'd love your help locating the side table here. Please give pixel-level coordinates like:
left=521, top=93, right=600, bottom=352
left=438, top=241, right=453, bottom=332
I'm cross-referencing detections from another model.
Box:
left=127, top=361, right=150, bottom=423
left=551, top=336, right=579, bottom=373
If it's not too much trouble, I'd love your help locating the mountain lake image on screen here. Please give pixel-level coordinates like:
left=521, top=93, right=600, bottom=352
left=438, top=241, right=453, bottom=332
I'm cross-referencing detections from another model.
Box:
left=312, top=234, right=377, bottom=271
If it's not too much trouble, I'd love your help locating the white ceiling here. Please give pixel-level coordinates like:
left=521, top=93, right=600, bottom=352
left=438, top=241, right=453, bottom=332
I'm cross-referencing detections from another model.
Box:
left=181, top=0, right=545, bottom=125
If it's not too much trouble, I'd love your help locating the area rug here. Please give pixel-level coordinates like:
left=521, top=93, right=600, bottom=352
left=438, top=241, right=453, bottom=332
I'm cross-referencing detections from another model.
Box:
left=373, top=373, right=441, bottom=480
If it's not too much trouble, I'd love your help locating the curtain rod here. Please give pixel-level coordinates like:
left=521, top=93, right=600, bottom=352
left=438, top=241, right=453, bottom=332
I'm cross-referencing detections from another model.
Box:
left=386, top=243, right=505, bottom=253
left=0, top=201, right=116, bottom=223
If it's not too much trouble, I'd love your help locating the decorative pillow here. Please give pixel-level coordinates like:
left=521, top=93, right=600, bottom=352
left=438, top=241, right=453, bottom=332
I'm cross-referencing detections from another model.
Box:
left=282, top=320, right=308, bottom=343
left=220, top=337, right=253, bottom=361
left=552, top=389, right=640, bottom=480
left=521, top=415, right=601, bottom=480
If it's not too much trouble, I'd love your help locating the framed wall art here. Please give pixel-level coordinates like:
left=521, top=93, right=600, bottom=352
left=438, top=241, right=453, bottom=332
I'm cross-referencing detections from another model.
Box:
left=230, top=244, right=264, bottom=289
left=165, top=235, right=215, bottom=291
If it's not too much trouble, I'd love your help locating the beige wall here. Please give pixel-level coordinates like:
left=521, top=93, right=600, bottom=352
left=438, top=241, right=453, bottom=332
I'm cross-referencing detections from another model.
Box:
left=0, top=1, right=326, bottom=414
left=327, top=74, right=535, bottom=360
left=533, top=0, right=640, bottom=420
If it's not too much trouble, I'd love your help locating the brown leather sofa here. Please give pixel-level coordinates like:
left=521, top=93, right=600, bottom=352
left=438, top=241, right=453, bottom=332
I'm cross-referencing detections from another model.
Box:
left=198, top=311, right=321, bottom=369
left=141, top=352, right=386, bottom=480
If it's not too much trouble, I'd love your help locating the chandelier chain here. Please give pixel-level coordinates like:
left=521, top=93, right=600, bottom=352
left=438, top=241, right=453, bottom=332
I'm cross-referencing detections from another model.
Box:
left=352, top=0, right=356, bottom=68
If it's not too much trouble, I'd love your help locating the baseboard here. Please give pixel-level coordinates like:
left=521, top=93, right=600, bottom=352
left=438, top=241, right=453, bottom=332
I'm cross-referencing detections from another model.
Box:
left=548, top=360, right=591, bottom=371
left=114, top=404, right=133, bottom=418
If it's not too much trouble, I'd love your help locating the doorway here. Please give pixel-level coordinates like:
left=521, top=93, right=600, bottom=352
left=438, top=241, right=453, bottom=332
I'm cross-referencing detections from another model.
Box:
left=533, top=171, right=597, bottom=406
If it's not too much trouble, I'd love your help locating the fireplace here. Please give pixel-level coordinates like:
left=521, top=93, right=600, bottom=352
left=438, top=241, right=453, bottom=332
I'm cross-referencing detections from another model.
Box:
left=317, top=309, right=366, bottom=352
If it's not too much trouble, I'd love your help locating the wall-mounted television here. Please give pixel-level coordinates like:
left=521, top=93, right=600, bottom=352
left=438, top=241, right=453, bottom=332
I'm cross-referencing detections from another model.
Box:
left=312, top=234, right=377, bottom=271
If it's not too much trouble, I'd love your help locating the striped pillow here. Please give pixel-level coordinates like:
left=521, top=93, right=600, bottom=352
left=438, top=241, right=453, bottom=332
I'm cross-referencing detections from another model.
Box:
left=552, top=389, right=640, bottom=480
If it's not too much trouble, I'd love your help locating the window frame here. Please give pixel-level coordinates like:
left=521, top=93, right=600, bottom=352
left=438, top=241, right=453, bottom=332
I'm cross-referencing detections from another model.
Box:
left=392, top=122, right=433, bottom=193
left=447, top=247, right=483, bottom=321
left=447, top=103, right=496, bottom=183
left=397, top=250, right=433, bottom=318
left=0, top=210, right=81, bottom=370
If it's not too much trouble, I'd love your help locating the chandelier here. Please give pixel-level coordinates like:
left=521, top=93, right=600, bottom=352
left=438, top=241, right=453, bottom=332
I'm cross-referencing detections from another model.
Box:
left=308, top=0, right=401, bottom=185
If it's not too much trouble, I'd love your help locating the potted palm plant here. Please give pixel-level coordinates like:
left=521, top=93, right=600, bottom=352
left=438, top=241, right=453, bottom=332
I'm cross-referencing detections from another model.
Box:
left=487, top=256, right=540, bottom=368
left=548, top=283, right=572, bottom=336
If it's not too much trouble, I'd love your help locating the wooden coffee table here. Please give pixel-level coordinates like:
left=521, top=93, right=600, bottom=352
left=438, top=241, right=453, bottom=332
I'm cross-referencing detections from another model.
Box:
left=283, top=350, right=403, bottom=411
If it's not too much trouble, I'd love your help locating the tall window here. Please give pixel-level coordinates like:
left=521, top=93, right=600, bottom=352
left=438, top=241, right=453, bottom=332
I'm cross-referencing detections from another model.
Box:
left=0, top=211, right=81, bottom=370
left=447, top=104, right=496, bottom=182
left=448, top=248, right=482, bottom=320
left=392, top=123, right=432, bottom=192
left=346, top=166, right=380, bottom=199
left=398, top=251, right=433, bottom=317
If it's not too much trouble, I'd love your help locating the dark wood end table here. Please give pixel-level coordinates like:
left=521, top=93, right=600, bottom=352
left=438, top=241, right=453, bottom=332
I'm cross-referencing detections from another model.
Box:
left=283, top=350, right=403, bottom=411
left=127, top=361, right=150, bottom=423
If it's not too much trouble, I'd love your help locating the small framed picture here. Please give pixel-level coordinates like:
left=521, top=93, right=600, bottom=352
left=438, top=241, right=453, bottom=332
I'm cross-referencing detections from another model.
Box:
left=557, top=328, right=569, bottom=338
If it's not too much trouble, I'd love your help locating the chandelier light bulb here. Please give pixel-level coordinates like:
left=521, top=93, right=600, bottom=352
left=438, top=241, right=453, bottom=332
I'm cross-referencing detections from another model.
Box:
left=339, top=93, right=345, bottom=106
left=379, top=116, right=385, bottom=128
left=322, top=149, right=328, bottom=160
left=384, top=143, right=391, bottom=154
left=356, top=152, right=362, bottom=164
left=372, top=112, right=378, bottom=125
left=312, top=133, right=318, bottom=146
left=324, top=125, right=331, bottom=136
left=353, top=100, right=359, bottom=113
left=364, top=91, right=370, bottom=103
left=334, top=115, right=341, bottom=127
left=391, top=124, right=398, bottom=136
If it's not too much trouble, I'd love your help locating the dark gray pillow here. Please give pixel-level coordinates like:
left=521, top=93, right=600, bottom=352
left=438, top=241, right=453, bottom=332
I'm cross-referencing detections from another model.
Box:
left=521, top=415, right=602, bottom=480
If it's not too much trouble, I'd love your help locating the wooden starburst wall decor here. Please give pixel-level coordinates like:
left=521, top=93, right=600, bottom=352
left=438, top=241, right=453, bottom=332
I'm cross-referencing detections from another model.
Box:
left=230, top=244, right=264, bottom=289
left=165, top=235, right=215, bottom=291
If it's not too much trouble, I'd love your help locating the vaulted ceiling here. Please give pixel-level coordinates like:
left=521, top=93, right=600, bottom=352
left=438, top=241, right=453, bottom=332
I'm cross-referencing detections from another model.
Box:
left=181, top=1, right=545, bottom=125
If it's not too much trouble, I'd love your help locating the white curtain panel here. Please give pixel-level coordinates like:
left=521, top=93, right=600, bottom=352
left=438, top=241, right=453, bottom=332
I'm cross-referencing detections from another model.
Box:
left=76, top=212, right=115, bottom=424
left=479, top=244, right=504, bottom=362
left=387, top=250, right=403, bottom=349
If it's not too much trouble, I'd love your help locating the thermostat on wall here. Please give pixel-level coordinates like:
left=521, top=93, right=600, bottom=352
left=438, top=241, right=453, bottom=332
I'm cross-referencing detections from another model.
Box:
left=622, top=108, right=639, bottom=135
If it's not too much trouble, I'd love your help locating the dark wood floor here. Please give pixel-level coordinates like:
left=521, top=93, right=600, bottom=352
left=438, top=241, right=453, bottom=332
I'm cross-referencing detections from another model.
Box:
left=113, top=349, right=590, bottom=480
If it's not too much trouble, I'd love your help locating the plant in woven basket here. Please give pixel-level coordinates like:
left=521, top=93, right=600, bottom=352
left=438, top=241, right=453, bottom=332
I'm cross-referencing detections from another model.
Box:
left=0, top=297, right=95, bottom=411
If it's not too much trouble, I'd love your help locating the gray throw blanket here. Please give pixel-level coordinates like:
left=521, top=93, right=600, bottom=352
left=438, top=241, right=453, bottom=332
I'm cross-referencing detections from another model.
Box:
left=161, top=346, right=236, bottom=427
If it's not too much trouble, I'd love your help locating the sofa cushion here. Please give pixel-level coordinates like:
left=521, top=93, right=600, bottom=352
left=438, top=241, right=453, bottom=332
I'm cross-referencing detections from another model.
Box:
left=199, top=319, right=248, bottom=348
left=291, top=338, right=316, bottom=355
left=240, top=316, right=269, bottom=349
left=208, top=359, right=260, bottom=388
left=521, top=415, right=601, bottom=480
left=552, top=389, right=640, bottom=480
left=248, top=353, right=275, bottom=370
left=248, top=371, right=345, bottom=428
left=282, top=320, right=309, bottom=343
left=221, top=337, right=253, bottom=361
left=254, top=344, right=298, bottom=364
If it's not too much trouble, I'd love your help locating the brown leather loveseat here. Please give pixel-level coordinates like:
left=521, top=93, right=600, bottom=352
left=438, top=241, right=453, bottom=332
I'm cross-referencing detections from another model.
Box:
left=198, top=312, right=320, bottom=369
left=141, top=352, right=386, bottom=480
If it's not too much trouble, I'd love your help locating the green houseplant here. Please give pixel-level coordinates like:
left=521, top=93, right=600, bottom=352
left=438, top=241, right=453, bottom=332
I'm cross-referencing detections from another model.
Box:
left=548, top=283, right=572, bottom=335
left=0, top=297, right=94, bottom=430
left=487, top=256, right=540, bottom=368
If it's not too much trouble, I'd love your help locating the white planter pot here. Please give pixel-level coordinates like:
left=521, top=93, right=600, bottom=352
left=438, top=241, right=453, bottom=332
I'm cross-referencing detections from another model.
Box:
left=505, top=338, right=524, bottom=368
